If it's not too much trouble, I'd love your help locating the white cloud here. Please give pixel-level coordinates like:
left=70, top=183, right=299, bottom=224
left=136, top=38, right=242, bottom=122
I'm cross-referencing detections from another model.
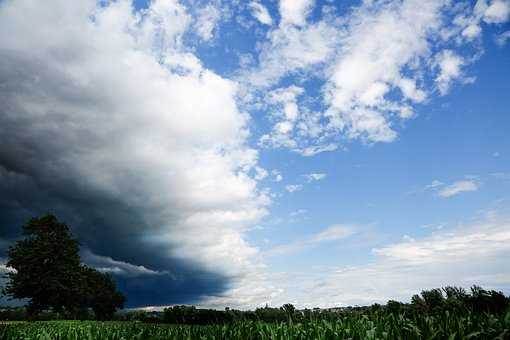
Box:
left=304, top=173, right=327, bottom=182
left=259, top=86, right=310, bottom=151
left=325, top=0, right=448, bottom=143
left=249, top=2, right=272, bottom=26
left=311, top=224, right=356, bottom=242
left=482, top=0, right=510, bottom=24
left=289, top=209, right=307, bottom=217
left=279, top=0, right=315, bottom=27
left=241, top=0, right=508, bottom=155
left=194, top=4, right=221, bottom=41
left=272, top=170, right=284, bottom=182
left=434, top=50, right=465, bottom=95
left=0, top=262, right=16, bottom=274
left=495, top=30, right=510, bottom=45
left=266, top=224, right=357, bottom=257
left=254, top=166, right=269, bottom=181
left=0, top=0, right=268, bottom=290
left=424, top=179, right=444, bottom=190
left=226, top=214, right=510, bottom=308
left=82, top=250, right=169, bottom=277
left=285, top=184, right=303, bottom=193
left=244, top=21, right=340, bottom=88
left=300, top=144, right=338, bottom=156
left=438, top=179, right=480, bottom=197
left=462, top=23, right=482, bottom=39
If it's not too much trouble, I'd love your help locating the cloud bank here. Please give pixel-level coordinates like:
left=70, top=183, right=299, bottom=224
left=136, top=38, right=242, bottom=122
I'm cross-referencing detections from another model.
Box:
left=0, top=0, right=267, bottom=307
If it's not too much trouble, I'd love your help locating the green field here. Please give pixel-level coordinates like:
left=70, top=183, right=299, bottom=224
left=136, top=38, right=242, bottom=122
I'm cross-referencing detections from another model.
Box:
left=1, top=310, right=509, bottom=340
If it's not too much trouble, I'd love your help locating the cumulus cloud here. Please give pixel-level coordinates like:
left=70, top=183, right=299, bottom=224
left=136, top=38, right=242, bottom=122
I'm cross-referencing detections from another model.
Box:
left=249, top=1, right=272, bottom=26
left=278, top=0, right=315, bottom=27
left=240, top=0, right=508, bottom=154
left=434, top=50, right=465, bottom=95
left=0, top=0, right=268, bottom=307
left=194, top=4, right=222, bottom=41
left=482, top=0, right=510, bottom=24
left=241, top=20, right=340, bottom=88
left=438, top=179, right=480, bottom=197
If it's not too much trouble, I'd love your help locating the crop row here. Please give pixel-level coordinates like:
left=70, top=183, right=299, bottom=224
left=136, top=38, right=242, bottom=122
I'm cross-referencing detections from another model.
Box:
left=1, top=309, right=509, bottom=340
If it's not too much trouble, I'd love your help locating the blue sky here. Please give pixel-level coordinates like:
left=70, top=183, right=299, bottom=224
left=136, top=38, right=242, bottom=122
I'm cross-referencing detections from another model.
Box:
left=0, top=0, right=509, bottom=309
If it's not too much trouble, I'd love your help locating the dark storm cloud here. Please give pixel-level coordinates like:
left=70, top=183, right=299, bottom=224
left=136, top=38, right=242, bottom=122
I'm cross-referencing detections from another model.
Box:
left=0, top=0, right=265, bottom=307
left=0, top=165, right=230, bottom=307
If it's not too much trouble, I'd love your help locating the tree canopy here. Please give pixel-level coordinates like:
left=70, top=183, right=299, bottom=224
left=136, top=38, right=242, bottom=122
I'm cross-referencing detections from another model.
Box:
left=2, top=214, right=125, bottom=319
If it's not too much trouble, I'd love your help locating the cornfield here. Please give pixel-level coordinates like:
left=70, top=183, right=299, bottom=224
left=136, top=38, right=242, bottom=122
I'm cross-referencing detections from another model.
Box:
left=1, top=310, right=509, bottom=339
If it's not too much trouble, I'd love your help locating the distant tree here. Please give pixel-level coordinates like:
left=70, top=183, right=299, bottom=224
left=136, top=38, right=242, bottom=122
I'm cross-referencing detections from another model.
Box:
left=281, top=303, right=296, bottom=320
left=420, top=288, right=444, bottom=310
left=442, top=286, right=468, bottom=311
left=411, top=294, right=427, bottom=311
left=443, top=286, right=467, bottom=301
left=469, top=285, right=509, bottom=313
left=2, top=214, right=83, bottom=317
left=386, top=300, right=403, bottom=314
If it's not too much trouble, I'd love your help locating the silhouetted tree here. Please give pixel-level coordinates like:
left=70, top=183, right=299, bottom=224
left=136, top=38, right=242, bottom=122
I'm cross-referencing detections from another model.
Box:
left=420, top=288, right=444, bottom=310
left=2, top=214, right=125, bottom=319
left=2, top=215, right=83, bottom=317
left=411, top=294, right=427, bottom=312
left=281, top=303, right=296, bottom=320
left=81, top=266, right=125, bottom=320
left=386, top=300, right=403, bottom=314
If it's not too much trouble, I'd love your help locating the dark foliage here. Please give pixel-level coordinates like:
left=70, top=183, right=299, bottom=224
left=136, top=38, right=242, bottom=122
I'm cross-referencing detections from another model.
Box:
left=3, top=215, right=83, bottom=317
left=1, top=214, right=124, bottom=320
left=80, top=266, right=125, bottom=320
left=127, top=285, right=510, bottom=325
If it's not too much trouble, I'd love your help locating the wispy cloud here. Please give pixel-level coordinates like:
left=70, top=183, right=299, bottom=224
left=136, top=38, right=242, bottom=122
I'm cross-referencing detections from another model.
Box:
left=249, top=2, right=272, bottom=26
left=231, top=213, right=510, bottom=309
left=267, top=224, right=357, bottom=256
left=311, top=224, right=356, bottom=242
left=285, top=184, right=303, bottom=193
left=304, top=173, right=327, bottom=182
left=438, top=179, right=480, bottom=197
left=272, top=169, right=284, bottom=182
left=424, top=179, right=444, bottom=190
left=289, top=209, right=307, bottom=217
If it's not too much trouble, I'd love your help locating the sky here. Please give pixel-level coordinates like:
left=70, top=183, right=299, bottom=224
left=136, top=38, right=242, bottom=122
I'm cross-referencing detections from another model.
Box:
left=0, top=0, right=509, bottom=309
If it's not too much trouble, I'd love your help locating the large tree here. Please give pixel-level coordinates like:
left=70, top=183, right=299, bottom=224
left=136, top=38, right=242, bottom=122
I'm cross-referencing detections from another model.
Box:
left=2, top=214, right=125, bottom=318
left=3, top=214, right=83, bottom=316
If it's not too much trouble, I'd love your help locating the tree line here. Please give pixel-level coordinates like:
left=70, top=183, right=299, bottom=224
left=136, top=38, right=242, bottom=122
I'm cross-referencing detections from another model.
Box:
left=116, top=286, right=508, bottom=325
